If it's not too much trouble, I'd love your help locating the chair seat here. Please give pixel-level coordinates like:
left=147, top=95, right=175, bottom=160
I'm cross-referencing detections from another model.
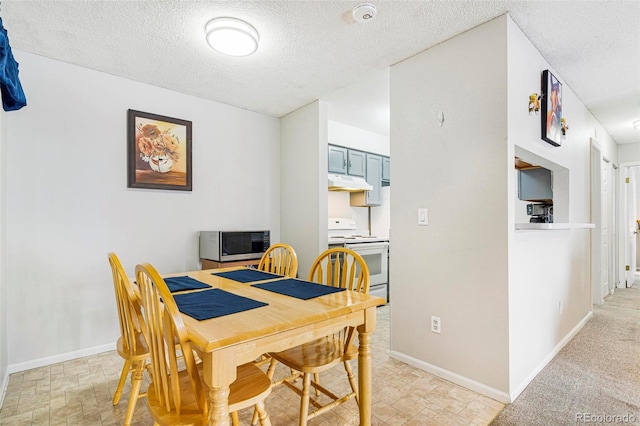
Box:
left=116, top=332, right=149, bottom=361
left=227, top=363, right=273, bottom=410
left=147, top=362, right=272, bottom=425
left=269, top=336, right=358, bottom=373
left=147, top=368, right=207, bottom=426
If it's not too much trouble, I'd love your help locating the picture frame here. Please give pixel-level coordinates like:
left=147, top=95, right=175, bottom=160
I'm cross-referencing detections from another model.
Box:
left=127, top=109, right=192, bottom=191
left=540, top=70, right=562, bottom=147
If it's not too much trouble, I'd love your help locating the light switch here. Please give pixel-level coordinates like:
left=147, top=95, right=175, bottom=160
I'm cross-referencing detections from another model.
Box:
left=418, top=208, right=428, bottom=225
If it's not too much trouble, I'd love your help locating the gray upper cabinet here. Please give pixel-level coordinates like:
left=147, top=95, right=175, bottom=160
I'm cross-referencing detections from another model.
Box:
left=351, top=153, right=382, bottom=206
left=382, top=156, right=390, bottom=186
left=328, top=145, right=366, bottom=177
left=328, top=144, right=389, bottom=206
left=347, top=149, right=366, bottom=177
left=328, top=145, right=348, bottom=174
left=365, top=154, right=382, bottom=205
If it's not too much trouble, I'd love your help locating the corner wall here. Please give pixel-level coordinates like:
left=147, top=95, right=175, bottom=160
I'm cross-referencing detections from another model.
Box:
left=280, top=101, right=328, bottom=276
left=390, top=16, right=510, bottom=399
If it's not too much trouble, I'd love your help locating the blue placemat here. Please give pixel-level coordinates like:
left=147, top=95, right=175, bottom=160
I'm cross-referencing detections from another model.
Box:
left=252, top=278, right=346, bottom=300
left=212, top=269, right=284, bottom=283
left=164, top=276, right=210, bottom=293
left=173, top=289, right=268, bottom=321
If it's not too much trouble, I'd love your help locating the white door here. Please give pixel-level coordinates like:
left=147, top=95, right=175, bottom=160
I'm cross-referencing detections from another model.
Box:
left=611, top=164, right=618, bottom=290
left=626, top=167, right=639, bottom=286
left=601, top=160, right=610, bottom=297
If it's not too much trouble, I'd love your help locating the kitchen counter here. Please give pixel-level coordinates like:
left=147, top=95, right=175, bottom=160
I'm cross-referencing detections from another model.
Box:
left=515, top=223, right=595, bottom=230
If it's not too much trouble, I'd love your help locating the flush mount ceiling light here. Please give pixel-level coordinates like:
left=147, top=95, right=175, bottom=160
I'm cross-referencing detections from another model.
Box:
left=205, top=17, right=259, bottom=57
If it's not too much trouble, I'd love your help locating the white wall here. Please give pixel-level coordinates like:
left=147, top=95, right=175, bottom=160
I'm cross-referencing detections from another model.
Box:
left=390, top=16, right=510, bottom=399
left=4, top=52, right=281, bottom=370
left=619, top=143, right=640, bottom=163
left=328, top=120, right=390, bottom=156
left=280, top=101, right=328, bottom=277
left=327, top=187, right=390, bottom=238
left=0, top=109, right=7, bottom=403
left=506, top=16, right=617, bottom=398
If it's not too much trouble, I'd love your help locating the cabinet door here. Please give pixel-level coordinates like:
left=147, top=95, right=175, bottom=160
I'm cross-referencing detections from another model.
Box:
left=365, top=154, right=382, bottom=206
left=328, top=145, right=348, bottom=174
left=382, top=156, right=390, bottom=184
left=349, top=154, right=383, bottom=207
left=347, top=149, right=367, bottom=177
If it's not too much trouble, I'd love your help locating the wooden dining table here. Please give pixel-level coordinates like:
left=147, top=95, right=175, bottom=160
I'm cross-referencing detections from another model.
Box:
left=168, top=266, right=385, bottom=426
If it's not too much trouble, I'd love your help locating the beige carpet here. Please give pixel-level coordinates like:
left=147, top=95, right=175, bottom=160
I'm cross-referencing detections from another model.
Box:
left=492, top=285, right=640, bottom=425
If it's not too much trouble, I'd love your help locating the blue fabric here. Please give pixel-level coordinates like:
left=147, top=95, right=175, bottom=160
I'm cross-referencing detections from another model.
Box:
left=173, top=289, right=268, bottom=321
left=0, top=18, right=26, bottom=111
left=212, top=269, right=283, bottom=283
left=164, top=276, right=210, bottom=293
left=253, top=278, right=346, bottom=300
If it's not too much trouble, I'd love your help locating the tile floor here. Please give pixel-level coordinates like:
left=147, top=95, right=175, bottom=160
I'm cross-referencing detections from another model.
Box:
left=0, top=306, right=504, bottom=425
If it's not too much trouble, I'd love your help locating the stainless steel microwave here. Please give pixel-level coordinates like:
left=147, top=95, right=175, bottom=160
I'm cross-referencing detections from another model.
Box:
left=199, top=230, right=270, bottom=262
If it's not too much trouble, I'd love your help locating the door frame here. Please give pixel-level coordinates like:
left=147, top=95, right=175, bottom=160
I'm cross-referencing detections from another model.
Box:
left=590, top=139, right=603, bottom=304
left=602, top=157, right=617, bottom=296
left=618, top=161, right=640, bottom=288
left=590, top=139, right=619, bottom=303
left=611, top=163, right=619, bottom=292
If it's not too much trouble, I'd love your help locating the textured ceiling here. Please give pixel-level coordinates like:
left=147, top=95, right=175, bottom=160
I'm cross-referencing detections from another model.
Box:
left=2, top=0, right=639, bottom=144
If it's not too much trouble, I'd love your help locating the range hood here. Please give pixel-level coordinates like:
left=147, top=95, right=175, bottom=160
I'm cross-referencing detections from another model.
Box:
left=328, top=173, right=373, bottom=192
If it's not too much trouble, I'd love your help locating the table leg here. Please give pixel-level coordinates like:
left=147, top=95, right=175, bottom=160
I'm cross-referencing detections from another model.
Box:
left=202, top=349, right=237, bottom=426
left=357, top=307, right=377, bottom=426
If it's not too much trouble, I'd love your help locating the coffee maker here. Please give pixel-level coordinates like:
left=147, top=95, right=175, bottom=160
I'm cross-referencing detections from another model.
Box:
left=527, top=203, right=553, bottom=223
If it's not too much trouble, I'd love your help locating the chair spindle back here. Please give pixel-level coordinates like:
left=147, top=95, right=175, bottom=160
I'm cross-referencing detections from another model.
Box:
left=258, top=243, right=298, bottom=277
left=135, top=263, right=206, bottom=417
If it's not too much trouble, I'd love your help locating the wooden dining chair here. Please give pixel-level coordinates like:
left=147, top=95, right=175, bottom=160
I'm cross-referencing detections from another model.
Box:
left=265, top=247, right=370, bottom=426
left=135, top=262, right=273, bottom=426
left=254, top=242, right=299, bottom=370
left=258, top=243, right=298, bottom=278
left=108, top=252, right=149, bottom=426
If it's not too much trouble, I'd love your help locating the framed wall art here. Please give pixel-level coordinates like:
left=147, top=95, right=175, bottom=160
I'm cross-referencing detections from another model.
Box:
left=540, top=70, right=562, bottom=147
left=127, top=109, right=192, bottom=191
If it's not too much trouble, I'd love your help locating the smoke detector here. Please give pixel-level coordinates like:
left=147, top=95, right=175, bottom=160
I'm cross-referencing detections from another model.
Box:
left=353, top=3, right=377, bottom=23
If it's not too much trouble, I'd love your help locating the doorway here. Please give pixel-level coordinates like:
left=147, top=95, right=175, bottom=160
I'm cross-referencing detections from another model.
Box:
left=619, top=163, right=640, bottom=288
left=591, top=140, right=618, bottom=304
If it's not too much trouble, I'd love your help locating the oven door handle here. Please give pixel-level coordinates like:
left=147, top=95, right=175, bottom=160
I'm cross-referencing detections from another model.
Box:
left=345, top=242, right=389, bottom=250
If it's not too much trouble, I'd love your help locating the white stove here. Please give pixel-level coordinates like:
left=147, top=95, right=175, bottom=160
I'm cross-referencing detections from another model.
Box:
left=328, top=217, right=389, bottom=245
left=328, top=218, right=389, bottom=304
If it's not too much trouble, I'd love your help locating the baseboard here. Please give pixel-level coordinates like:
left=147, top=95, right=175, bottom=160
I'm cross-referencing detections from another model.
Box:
left=509, top=310, right=593, bottom=400
left=7, top=342, right=115, bottom=374
left=0, top=369, right=9, bottom=409
left=389, top=311, right=593, bottom=405
left=388, top=350, right=512, bottom=404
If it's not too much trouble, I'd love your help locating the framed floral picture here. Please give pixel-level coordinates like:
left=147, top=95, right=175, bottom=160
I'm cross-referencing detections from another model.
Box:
left=127, top=109, right=192, bottom=191
left=540, top=70, right=562, bottom=147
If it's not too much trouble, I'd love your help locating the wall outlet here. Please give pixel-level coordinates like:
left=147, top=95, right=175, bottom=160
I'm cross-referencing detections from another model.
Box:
left=431, top=316, right=441, bottom=334
left=558, top=299, right=563, bottom=314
